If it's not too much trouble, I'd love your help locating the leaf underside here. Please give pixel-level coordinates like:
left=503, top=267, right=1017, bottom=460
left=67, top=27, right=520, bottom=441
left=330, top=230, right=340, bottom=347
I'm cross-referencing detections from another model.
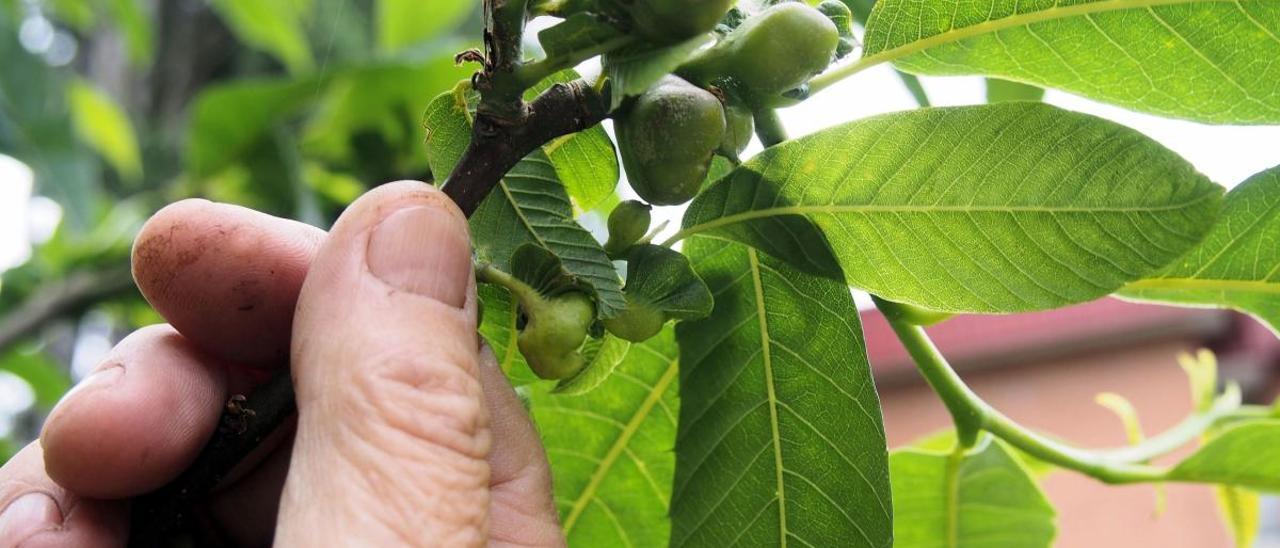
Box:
left=864, top=0, right=1280, bottom=124
left=682, top=102, right=1222, bottom=313
left=672, top=236, right=892, bottom=548
left=1120, top=164, right=1280, bottom=335
left=534, top=328, right=681, bottom=547
left=891, top=438, right=1056, bottom=548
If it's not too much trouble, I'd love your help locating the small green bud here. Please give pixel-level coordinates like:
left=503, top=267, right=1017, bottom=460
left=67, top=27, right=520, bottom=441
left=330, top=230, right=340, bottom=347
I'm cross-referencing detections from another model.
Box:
left=604, top=201, right=653, bottom=256
left=604, top=296, right=668, bottom=342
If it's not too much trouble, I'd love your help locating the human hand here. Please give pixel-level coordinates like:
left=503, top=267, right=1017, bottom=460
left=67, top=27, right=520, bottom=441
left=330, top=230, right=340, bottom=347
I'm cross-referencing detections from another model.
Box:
left=0, top=182, right=565, bottom=547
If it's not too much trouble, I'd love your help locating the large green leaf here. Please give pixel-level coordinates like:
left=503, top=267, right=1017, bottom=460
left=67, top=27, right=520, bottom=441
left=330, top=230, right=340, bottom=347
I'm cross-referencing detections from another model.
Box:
left=892, top=438, right=1056, bottom=548
left=210, top=0, right=313, bottom=73
left=1120, top=165, right=1280, bottom=334
left=671, top=237, right=891, bottom=547
left=861, top=0, right=1280, bottom=124
left=67, top=79, right=141, bottom=182
left=377, top=0, right=470, bottom=53
left=188, top=78, right=318, bottom=177
left=533, top=328, right=679, bottom=547
left=680, top=103, right=1222, bottom=314
left=302, top=54, right=468, bottom=171
left=1169, top=420, right=1280, bottom=490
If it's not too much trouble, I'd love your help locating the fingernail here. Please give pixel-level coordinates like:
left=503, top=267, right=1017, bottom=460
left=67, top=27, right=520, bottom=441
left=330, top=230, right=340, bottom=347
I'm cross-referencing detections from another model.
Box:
left=367, top=206, right=471, bottom=308
left=0, top=493, right=63, bottom=543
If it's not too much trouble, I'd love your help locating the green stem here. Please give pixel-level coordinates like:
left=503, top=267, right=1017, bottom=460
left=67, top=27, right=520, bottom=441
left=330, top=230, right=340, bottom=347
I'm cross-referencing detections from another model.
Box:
left=753, top=108, right=789, bottom=148
left=476, top=263, right=542, bottom=310
left=514, top=36, right=636, bottom=90
left=874, top=298, right=1247, bottom=484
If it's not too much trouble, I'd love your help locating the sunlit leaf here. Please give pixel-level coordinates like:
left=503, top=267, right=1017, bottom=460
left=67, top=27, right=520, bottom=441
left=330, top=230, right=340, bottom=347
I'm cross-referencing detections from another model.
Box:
left=533, top=328, right=679, bottom=546
left=210, top=0, right=314, bottom=73
left=862, top=0, right=1280, bottom=124
left=1121, top=165, right=1280, bottom=336
left=892, top=438, right=1056, bottom=548
left=1170, top=420, right=1280, bottom=490
left=67, top=79, right=142, bottom=181
left=377, top=0, right=471, bottom=53
left=672, top=237, right=891, bottom=547
left=681, top=103, right=1222, bottom=313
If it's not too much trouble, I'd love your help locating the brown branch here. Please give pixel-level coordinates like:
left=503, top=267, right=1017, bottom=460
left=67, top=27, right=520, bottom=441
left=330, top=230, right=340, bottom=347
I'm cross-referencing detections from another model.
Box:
left=0, top=264, right=136, bottom=352
left=445, top=79, right=610, bottom=216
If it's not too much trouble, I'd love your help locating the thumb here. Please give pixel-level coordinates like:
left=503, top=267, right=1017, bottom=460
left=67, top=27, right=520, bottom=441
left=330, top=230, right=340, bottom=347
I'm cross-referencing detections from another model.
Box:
left=277, top=182, right=488, bottom=546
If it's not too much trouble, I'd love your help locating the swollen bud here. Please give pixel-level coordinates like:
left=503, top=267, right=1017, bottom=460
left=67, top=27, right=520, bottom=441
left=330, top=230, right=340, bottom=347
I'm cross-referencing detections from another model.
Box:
left=604, top=200, right=653, bottom=256
left=817, top=0, right=857, bottom=59
left=604, top=296, right=667, bottom=342
left=518, top=292, right=597, bottom=379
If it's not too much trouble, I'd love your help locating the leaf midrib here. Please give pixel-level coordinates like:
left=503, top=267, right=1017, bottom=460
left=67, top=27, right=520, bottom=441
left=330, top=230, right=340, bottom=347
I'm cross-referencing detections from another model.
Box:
left=748, top=248, right=788, bottom=548
left=857, top=0, right=1237, bottom=75
left=1125, top=277, right=1280, bottom=295
left=677, top=194, right=1216, bottom=243
left=562, top=355, right=680, bottom=533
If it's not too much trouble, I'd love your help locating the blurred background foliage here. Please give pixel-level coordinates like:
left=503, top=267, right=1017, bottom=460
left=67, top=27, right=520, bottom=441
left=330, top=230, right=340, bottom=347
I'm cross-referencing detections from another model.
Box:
left=0, top=0, right=482, bottom=461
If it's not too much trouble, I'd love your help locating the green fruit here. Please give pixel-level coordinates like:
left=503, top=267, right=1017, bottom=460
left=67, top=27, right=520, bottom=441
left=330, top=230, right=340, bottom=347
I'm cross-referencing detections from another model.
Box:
left=718, top=103, right=755, bottom=158
left=817, top=0, right=856, bottom=59
left=604, top=200, right=653, bottom=256
left=518, top=292, right=596, bottom=379
left=617, top=76, right=726, bottom=206
left=604, top=296, right=667, bottom=342
left=681, top=3, right=839, bottom=96
left=728, top=4, right=839, bottom=95
left=631, top=0, right=735, bottom=44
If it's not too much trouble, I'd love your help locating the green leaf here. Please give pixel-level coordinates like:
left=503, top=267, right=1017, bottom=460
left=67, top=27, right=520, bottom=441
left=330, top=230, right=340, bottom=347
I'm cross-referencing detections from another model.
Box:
left=471, top=150, right=626, bottom=318
left=188, top=78, right=318, bottom=177
left=554, top=334, right=632, bottom=395
left=892, top=438, right=1056, bottom=548
left=531, top=72, right=620, bottom=210
left=479, top=283, right=540, bottom=387
left=1120, top=165, right=1280, bottom=335
left=672, top=237, right=891, bottom=547
left=680, top=103, right=1223, bottom=314
left=605, top=35, right=715, bottom=110
left=425, top=76, right=620, bottom=210
left=423, top=87, right=474, bottom=181
left=1169, top=420, right=1280, bottom=490
left=538, top=13, right=626, bottom=59
left=424, top=85, right=626, bottom=318
left=104, top=0, right=154, bottom=65
left=302, top=55, right=469, bottom=170
left=533, top=328, right=679, bottom=546
left=210, top=0, right=314, bottom=73
left=906, top=429, right=1054, bottom=477
left=862, top=0, right=1280, bottom=124
left=377, top=0, right=470, bottom=53
left=510, top=243, right=596, bottom=297
left=0, top=348, right=72, bottom=410
left=621, top=245, right=713, bottom=320
left=986, top=78, right=1044, bottom=103
left=67, top=79, right=142, bottom=181
left=1216, top=485, right=1259, bottom=548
